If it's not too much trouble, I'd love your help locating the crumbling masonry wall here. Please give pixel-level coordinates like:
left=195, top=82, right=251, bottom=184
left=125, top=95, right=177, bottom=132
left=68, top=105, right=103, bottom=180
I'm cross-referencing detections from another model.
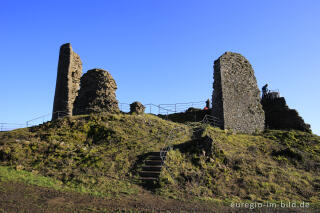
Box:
left=261, top=96, right=311, bottom=132
left=212, top=52, right=265, bottom=133
left=73, top=69, right=119, bottom=115
left=52, top=43, right=82, bottom=120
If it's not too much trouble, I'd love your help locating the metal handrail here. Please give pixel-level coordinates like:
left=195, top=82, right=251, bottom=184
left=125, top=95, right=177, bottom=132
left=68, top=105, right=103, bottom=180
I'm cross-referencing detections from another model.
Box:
left=159, top=114, right=221, bottom=163
left=26, top=111, right=68, bottom=127
left=1, top=100, right=210, bottom=131
left=159, top=114, right=221, bottom=183
left=0, top=123, right=25, bottom=132
left=268, top=89, right=279, bottom=93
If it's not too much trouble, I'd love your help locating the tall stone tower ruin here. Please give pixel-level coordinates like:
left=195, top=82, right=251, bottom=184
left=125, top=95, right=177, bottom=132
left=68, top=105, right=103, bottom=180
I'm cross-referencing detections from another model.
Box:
left=52, top=43, right=82, bottom=120
left=212, top=52, right=265, bottom=134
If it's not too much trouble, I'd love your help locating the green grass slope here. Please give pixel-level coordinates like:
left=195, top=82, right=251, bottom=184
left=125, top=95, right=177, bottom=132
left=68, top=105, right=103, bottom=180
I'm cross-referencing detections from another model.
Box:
left=0, top=113, right=190, bottom=196
left=0, top=112, right=319, bottom=209
left=159, top=127, right=320, bottom=207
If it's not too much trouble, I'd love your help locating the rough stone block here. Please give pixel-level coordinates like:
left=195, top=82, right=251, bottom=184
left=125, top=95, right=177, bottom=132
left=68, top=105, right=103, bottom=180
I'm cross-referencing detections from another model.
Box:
left=130, top=101, right=145, bottom=114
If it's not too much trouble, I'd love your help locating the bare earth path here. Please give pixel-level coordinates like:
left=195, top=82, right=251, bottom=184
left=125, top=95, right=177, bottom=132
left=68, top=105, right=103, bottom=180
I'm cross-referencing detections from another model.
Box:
left=0, top=181, right=225, bottom=213
left=0, top=181, right=315, bottom=213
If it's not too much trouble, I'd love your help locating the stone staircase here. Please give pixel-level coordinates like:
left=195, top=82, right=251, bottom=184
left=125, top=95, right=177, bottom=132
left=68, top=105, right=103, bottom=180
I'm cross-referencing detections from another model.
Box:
left=139, top=151, right=166, bottom=183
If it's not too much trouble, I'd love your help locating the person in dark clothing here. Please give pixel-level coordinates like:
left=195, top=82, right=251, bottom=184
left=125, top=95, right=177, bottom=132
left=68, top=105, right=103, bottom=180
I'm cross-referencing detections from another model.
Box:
left=262, top=84, right=268, bottom=98
left=205, top=99, right=210, bottom=109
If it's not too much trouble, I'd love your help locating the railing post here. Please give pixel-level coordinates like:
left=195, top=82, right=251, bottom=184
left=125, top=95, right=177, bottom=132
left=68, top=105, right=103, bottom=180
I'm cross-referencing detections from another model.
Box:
left=175, top=104, right=176, bottom=113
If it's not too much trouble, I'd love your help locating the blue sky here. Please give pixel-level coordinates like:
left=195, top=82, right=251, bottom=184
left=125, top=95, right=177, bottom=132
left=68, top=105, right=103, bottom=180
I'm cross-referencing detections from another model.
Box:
left=0, top=0, right=319, bottom=134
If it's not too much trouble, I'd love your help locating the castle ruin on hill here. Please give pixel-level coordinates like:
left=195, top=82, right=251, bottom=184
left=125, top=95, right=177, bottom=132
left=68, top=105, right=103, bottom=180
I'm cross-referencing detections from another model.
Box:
left=52, top=43, right=119, bottom=120
left=51, top=43, right=311, bottom=133
left=261, top=87, right=311, bottom=132
left=212, top=52, right=265, bottom=134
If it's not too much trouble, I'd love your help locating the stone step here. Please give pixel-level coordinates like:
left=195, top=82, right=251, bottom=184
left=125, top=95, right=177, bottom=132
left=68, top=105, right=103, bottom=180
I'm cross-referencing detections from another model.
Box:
left=149, top=152, right=161, bottom=156
left=140, top=177, right=158, bottom=181
left=139, top=150, right=167, bottom=183
left=147, top=156, right=162, bottom=161
left=145, top=160, right=162, bottom=166
left=149, top=151, right=167, bottom=156
left=142, top=166, right=162, bottom=171
left=139, top=171, right=161, bottom=178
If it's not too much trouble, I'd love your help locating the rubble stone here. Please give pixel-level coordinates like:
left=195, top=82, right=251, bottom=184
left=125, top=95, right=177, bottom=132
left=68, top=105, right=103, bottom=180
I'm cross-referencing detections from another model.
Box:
left=130, top=102, right=145, bottom=114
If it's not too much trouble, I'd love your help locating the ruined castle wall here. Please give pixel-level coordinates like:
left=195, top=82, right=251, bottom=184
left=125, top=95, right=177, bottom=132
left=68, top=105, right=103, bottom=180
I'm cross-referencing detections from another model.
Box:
left=212, top=52, right=265, bottom=133
left=261, top=97, right=311, bottom=132
left=73, top=69, right=119, bottom=115
left=212, top=58, right=224, bottom=129
left=52, top=43, right=82, bottom=120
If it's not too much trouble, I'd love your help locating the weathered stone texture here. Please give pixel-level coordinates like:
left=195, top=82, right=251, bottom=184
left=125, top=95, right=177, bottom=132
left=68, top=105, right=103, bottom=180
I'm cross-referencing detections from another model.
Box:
left=212, top=52, right=265, bottom=133
left=261, top=96, right=311, bottom=132
left=130, top=102, right=145, bottom=114
left=52, top=43, right=82, bottom=120
left=73, top=69, right=119, bottom=115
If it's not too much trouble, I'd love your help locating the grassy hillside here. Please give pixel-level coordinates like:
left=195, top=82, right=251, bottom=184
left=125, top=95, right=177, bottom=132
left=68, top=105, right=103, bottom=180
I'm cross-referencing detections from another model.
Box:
left=158, top=127, right=320, bottom=205
left=0, top=113, right=190, bottom=196
left=0, top=112, right=319, bottom=211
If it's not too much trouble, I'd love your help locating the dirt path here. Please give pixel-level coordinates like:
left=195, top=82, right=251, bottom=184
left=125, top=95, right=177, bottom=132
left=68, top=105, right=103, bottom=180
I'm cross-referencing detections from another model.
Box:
left=0, top=181, right=316, bottom=213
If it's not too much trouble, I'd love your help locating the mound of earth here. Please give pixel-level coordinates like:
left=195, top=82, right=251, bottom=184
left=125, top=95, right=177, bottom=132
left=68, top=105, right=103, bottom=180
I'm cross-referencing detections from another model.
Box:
left=0, top=113, right=319, bottom=212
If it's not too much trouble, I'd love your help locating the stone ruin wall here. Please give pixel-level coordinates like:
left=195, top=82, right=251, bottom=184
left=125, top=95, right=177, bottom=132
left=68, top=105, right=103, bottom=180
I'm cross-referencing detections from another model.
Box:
left=50, top=43, right=310, bottom=134
left=52, top=43, right=82, bottom=120
left=212, top=58, right=224, bottom=128
left=50, top=44, right=268, bottom=135
left=73, top=68, right=119, bottom=115
left=261, top=96, right=311, bottom=132
left=212, top=52, right=265, bottom=134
